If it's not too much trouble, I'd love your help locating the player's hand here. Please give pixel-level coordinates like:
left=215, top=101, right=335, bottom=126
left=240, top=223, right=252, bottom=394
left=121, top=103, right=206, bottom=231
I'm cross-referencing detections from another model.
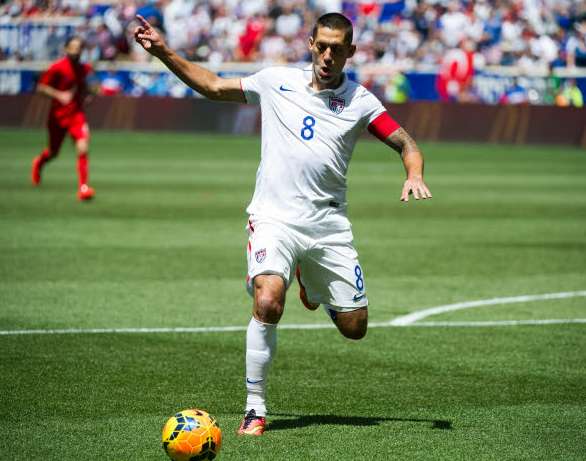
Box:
left=400, top=176, right=432, bottom=202
left=134, top=14, right=166, bottom=57
left=56, top=89, right=74, bottom=105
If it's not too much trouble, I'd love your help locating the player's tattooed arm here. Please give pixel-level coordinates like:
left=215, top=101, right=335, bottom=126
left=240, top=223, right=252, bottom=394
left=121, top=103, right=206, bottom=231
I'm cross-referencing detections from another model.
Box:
left=384, top=128, right=433, bottom=202
left=133, top=15, right=245, bottom=103
left=386, top=127, right=418, bottom=156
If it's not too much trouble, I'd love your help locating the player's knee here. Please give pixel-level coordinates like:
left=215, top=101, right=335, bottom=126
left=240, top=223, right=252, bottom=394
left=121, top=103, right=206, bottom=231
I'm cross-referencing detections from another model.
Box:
left=253, top=274, right=285, bottom=323
left=254, top=294, right=284, bottom=323
left=340, top=322, right=367, bottom=340
left=76, top=138, right=89, bottom=153
left=334, top=307, right=368, bottom=340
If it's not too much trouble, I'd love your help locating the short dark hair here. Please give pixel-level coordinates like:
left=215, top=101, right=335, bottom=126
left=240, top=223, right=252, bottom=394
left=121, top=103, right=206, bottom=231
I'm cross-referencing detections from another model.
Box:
left=312, top=13, right=353, bottom=45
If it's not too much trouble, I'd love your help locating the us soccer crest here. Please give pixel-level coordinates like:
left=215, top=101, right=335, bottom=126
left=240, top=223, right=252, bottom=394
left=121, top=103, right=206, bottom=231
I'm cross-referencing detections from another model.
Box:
left=255, top=248, right=266, bottom=264
left=329, top=96, right=345, bottom=114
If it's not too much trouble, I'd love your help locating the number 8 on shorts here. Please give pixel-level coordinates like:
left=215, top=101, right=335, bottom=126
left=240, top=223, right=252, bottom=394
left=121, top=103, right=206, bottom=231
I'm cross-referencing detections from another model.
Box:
left=354, top=265, right=364, bottom=292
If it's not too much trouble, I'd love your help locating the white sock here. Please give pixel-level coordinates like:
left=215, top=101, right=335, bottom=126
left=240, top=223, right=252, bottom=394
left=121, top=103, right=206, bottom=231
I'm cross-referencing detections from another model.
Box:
left=245, top=317, right=277, bottom=417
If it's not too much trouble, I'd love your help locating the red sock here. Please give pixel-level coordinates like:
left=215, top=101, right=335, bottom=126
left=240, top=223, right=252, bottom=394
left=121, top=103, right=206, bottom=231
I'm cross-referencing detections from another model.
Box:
left=77, top=152, right=89, bottom=187
left=38, top=149, right=52, bottom=166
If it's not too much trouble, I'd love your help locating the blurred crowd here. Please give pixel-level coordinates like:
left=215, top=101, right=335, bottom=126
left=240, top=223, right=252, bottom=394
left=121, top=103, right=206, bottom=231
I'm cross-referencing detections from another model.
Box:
left=1, top=0, right=585, bottom=71
left=1, top=0, right=585, bottom=106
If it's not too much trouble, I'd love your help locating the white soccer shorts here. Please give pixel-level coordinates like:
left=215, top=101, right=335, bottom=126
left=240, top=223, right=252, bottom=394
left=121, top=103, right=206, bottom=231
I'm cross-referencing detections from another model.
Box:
left=245, top=216, right=368, bottom=312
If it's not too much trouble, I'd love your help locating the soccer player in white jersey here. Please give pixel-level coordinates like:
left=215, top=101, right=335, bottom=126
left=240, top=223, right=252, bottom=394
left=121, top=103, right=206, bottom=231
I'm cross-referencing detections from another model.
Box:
left=134, top=12, right=432, bottom=436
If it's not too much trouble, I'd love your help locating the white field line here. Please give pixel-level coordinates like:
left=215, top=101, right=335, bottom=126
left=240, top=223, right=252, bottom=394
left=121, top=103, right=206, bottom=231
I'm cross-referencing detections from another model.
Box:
left=387, top=291, right=586, bottom=326
left=0, top=326, right=249, bottom=336
left=0, top=324, right=339, bottom=336
left=402, top=319, right=586, bottom=327
left=0, top=291, right=585, bottom=336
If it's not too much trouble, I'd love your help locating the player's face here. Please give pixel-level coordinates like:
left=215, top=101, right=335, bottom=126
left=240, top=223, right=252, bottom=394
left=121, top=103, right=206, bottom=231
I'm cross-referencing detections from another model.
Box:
left=65, top=39, right=84, bottom=63
left=309, top=27, right=355, bottom=89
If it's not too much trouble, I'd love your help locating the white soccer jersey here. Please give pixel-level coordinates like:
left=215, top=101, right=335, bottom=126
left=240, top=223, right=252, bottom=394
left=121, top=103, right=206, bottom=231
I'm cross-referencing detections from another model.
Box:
left=241, top=66, right=386, bottom=228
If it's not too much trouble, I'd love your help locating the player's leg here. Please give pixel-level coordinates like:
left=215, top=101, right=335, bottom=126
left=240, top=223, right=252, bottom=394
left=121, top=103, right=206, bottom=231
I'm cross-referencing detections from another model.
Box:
left=75, top=136, right=94, bottom=200
left=301, top=238, right=369, bottom=340
left=239, top=218, right=297, bottom=436
left=325, top=304, right=368, bottom=340
left=69, top=114, right=94, bottom=200
left=296, top=266, right=319, bottom=310
left=239, top=274, right=285, bottom=435
left=253, top=273, right=286, bottom=323
left=31, top=118, right=66, bottom=185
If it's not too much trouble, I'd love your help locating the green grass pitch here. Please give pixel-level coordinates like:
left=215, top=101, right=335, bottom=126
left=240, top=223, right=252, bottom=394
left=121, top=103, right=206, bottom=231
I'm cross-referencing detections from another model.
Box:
left=0, top=128, right=585, bottom=460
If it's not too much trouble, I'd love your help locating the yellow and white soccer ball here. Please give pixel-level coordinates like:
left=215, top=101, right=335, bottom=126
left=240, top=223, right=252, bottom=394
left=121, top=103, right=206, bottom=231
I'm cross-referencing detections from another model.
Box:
left=162, top=409, right=222, bottom=461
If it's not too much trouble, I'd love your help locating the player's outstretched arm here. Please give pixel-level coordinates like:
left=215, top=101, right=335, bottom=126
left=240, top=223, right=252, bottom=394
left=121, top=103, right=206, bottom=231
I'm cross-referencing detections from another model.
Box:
left=384, top=128, right=432, bottom=202
left=134, top=15, right=244, bottom=103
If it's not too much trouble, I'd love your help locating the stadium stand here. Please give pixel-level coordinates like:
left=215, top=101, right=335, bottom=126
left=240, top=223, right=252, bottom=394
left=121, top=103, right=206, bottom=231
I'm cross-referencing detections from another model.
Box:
left=2, top=0, right=586, bottom=68
left=0, top=0, right=585, bottom=106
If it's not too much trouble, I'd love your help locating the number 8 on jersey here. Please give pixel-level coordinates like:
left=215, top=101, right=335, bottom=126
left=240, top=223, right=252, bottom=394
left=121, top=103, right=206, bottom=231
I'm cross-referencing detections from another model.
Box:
left=301, top=115, right=316, bottom=140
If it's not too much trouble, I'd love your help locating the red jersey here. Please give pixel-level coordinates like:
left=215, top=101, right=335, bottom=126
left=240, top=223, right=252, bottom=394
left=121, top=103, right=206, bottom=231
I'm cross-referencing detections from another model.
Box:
left=38, top=57, right=92, bottom=121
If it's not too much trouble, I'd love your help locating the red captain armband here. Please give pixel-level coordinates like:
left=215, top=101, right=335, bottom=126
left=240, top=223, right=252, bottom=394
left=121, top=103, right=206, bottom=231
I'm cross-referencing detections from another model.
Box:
left=367, top=112, right=400, bottom=142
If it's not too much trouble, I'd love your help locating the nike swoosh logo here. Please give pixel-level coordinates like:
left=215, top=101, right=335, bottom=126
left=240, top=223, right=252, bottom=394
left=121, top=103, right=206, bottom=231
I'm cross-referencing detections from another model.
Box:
left=353, top=293, right=366, bottom=302
left=246, top=378, right=263, bottom=384
left=279, top=85, right=294, bottom=92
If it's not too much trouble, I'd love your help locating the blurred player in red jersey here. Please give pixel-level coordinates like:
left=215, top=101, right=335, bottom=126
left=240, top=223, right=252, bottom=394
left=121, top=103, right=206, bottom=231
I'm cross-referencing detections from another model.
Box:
left=31, top=36, right=95, bottom=201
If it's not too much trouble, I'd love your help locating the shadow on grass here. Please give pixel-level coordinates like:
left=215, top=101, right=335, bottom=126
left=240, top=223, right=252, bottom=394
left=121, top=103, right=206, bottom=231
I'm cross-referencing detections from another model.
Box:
left=267, top=414, right=452, bottom=431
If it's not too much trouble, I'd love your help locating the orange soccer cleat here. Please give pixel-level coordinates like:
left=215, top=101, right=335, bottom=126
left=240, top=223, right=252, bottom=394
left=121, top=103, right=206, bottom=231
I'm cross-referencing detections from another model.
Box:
left=77, top=184, right=95, bottom=201
left=237, top=409, right=266, bottom=436
left=296, top=267, right=319, bottom=310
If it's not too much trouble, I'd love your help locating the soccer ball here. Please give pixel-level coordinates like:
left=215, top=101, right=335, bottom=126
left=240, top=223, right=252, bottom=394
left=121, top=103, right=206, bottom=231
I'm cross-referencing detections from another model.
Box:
left=162, top=409, right=222, bottom=461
